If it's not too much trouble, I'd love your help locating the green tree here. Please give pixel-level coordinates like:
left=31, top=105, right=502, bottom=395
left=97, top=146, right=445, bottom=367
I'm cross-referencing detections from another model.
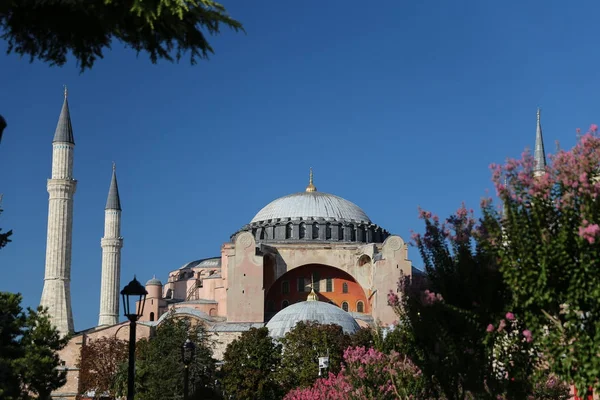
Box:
left=0, top=0, right=243, bottom=72
left=117, top=312, right=219, bottom=400
left=0, top=198, right=12, bottom=250
left=78, top=336, right=128, bottom=399
left=348, top=326, right=375, bottom=349
left=0, top=292, right=25, bottom=399
left=277, top=321, right=351, bottom=393
left=0, top=292, right=68, bottom=400
left=482, top=124, right=600, bottom=395
left=221, top=327, right=282, bottom=400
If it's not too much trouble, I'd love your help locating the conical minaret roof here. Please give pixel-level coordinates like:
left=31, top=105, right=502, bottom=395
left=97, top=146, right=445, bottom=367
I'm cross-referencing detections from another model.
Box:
left=105, top=163, right=122, bottom=211
left=53, top=86, right=75, bottom=144
left=534, top=108, right=546, bottom=174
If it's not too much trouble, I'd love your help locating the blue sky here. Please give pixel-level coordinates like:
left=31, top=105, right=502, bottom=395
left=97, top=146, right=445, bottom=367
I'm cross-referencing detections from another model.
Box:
left=1, top=0, right=598, bottom=331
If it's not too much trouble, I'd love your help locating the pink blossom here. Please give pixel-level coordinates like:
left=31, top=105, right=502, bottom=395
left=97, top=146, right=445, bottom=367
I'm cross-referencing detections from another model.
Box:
left=497, top=319, right=506, bottom=332
left=591, top=123, right=598, bottom=132
left=421, top=289, right=443, bottom=305
left=486, top=324, right=495, bottom=333
left=417, top=207, right=432, bottom=219
left=523, top=329, right=533, bottom=343
left=387, top=291, right=399, bottom=307
left=505, top=312, right=515, bottom=321
left=578, top=223, right=600, bottom=244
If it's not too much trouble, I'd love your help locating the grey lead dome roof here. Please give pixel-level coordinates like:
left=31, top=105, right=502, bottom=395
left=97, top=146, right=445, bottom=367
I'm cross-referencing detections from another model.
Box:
left=251, top=191, right=371, bottom=224
left=266, top=300, right=360, bottom=338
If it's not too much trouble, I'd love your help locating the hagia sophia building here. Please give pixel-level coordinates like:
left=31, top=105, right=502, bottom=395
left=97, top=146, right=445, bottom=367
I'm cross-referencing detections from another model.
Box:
left=38, top=89, right=550, bottom=399
left=40, top=90, right=419, bottom=399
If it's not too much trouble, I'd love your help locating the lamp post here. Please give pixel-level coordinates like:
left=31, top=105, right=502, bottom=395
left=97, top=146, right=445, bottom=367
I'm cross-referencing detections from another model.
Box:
left=121, top=276, right=148, bottom=400
left=182, top=338, right=196, bottom=400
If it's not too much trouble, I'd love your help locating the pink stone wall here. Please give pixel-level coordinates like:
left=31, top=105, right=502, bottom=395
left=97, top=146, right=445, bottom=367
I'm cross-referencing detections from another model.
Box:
left=53, top=322, right=153, bottom=399
left=226, top=233, right=264, bottom=322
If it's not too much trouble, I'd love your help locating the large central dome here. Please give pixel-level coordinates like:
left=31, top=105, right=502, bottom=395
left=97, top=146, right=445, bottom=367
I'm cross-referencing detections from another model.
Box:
left=251, top=191, right=371, bottom=224
left=231, top=169, right=389, bottom=244
left=251, top=168, right=370, bottom=224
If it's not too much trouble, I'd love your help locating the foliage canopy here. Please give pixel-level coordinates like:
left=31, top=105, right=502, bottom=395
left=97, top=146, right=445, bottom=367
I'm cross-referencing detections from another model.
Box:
left=116, top=313, right=220, bottom=400
left=0, top=0, right=243, bottom=72
left=221, top=327, right=282, bottom=400
left=78, top=336, right=128, bottom=399
left=0, top=292, right=68, bottom=400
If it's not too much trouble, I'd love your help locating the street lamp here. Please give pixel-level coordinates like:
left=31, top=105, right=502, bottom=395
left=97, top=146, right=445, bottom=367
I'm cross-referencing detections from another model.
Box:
left=182, top=338, right=196, bottom=400
left=121, top=276, right=147, bottom=400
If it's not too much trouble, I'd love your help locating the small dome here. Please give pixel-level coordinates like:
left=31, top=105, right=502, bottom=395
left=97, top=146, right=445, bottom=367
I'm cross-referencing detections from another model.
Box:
left=251, top=191, right=370, bottom=224
left=266, top=300, right=360, bottom=338
left=146, top=277, right=162, bottom=286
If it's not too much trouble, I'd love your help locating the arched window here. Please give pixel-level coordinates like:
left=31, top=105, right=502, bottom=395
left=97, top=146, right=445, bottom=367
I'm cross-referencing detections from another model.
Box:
left=299, top=222, right=306, bottom=239
left=350, top=225, right=356, bottom=241
left=342, top=282, right=349, bottom=294
left=149, top=312, right=155, bottom=321
left=313, top=223, right=319, bottom=239
left=260, top=229, right=265, bottom=240
left=286, top=223, right=293, bottom=239
left=339, top=225, right=344, bottom=240
left=356, top=301, right=364, bottom=313
left=341, top=302, right=349, bottom=312
left=326, top=223, right=332, bottom=240
left=326, top=278, right=333, bottom=292
left=282, top=300, right=289, bottom=309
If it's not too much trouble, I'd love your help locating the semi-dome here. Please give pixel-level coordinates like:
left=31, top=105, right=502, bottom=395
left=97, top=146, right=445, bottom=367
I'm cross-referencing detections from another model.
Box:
left=266, top=297, right=360, bottom=339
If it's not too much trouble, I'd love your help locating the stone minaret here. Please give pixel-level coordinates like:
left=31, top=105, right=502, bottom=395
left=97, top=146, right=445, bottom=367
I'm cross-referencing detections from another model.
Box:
left=98, top=164, right=123, bottom=326
left=534, top=108, right=547, bottom=177
left=40, top=87, right=77, bottom=336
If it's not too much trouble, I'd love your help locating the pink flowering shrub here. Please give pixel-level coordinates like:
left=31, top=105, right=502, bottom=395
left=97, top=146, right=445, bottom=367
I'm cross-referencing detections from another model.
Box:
left=482, top=124, right=600, bottom=395
left=284, top=346, right=428, bottom=400
left=389, top=205, right=512, bottom=399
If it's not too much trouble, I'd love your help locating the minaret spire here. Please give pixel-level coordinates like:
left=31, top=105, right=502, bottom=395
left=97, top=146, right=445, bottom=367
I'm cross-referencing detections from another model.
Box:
left=305, top=167, right=317, bottom=192
left=53, top=86, right=74, bottom=144
left=105, top=162, right=122, bottom=211
left=534, top=108, right=546, bottom=177
left=40, top=88, right=77, bottom=336
left=99, top=164, right=124, bottom=326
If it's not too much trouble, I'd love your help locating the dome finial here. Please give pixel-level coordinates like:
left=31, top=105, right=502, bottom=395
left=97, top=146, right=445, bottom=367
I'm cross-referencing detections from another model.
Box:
left=63, top=84, right=68, bottom=99
left=306, top=167, right=317, bottom=192
left=306, top=274, right=318, bottom=301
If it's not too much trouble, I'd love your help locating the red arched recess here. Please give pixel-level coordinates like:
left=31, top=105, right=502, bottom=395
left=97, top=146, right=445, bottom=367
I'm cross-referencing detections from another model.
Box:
left=264, top=264, right=369, bottom=316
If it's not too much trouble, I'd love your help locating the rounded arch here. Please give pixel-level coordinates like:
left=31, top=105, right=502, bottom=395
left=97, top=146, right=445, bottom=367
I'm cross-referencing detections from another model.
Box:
left=356, top=301, right=364, bottom=313
left=264, top=263, right=369, bottom=316
left=341, top=301, right=349, bottom=312
left=358, top=254, right=372, bottom=267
